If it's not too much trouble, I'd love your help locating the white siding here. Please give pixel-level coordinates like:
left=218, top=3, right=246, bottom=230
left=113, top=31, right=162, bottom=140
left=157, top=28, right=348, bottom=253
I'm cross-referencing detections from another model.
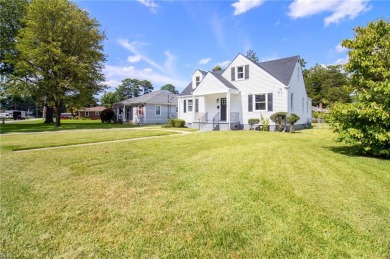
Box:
left=193, top=73, right=229, bottom=96
left=287, top=62, right=311, bottom=124
left=192, top=70, right=204, bottom=90
left=222, top=54, right=288, bottom=126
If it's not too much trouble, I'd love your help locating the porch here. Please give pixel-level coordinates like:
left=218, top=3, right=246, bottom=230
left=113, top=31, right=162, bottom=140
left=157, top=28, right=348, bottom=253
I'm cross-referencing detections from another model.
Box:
left=193, top=112, right=240, bottom=131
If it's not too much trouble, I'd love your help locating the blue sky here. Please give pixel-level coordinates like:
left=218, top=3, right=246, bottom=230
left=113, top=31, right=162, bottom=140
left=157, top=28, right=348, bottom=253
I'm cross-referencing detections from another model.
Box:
left=74, top=0, right=389, bottom=92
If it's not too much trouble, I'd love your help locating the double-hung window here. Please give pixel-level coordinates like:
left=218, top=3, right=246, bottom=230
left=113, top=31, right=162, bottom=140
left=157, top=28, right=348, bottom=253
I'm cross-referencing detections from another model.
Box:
left=237, top=66, right=244, bottom=79
left=254, top=94, right=266, bottom=111
left=85, top=111, right=89, bottom=117
left=195, top=76, right=200, bottom=86
left=155, top=105, right=161, bottom=115
left=188, top=99, right=193, bottom=112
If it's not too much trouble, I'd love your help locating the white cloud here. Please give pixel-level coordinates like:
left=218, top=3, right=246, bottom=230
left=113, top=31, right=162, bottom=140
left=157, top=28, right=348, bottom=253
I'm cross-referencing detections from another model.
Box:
left=136, top=0, right=158, bottom=13
left=333, top=56, right=348, bottom=65
left=335, top=43, right=347, bottom=53
left=104, top=65, right=187, bottom=89
left=216, top=60, right=231, bottom=69
left=127, top=55, right=141, bottom=63
left=232, top=0, right=265, bottom=16
left=199, top=58, right=212, bottom=65
left=288, top=0, right=371, bottom=26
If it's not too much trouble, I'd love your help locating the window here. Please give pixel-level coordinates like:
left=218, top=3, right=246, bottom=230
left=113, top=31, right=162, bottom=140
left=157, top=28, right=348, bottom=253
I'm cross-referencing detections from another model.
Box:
left=155, top=105, right=161, bottom=115
left=254, top=94, right=266, bottom=110
left=188, top=99, right=193, bottom=112
left=195, top=76, right=200, bottom=86
left=138, top=105, right=143, bottom=115
left=85, top=111, right=89, bottom=117
left=290, top=93, right=294, bottom=111
left=237, top=66, right=244, bottom=79
left=95, top=112, right=99, bottom=115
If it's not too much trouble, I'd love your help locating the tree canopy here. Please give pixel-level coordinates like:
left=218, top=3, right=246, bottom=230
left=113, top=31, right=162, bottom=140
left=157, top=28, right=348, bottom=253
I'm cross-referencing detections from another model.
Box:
left=116, top=78, right=154, bottom=101
left=329, top=19, right=390, bottom=157
left=160, top=84, right=178, bottom=94
left=212, top=66, right=222, bottom=71
left=304, top=64, right=351, bottom=107
left=10, top=0, right=106, bottom=126
left=100, top=91, right=119, bottom=108
left=246, top=49, right=259, bottom=63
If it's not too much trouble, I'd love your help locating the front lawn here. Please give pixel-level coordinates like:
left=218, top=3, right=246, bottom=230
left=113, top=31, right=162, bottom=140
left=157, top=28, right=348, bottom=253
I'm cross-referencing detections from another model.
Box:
left=1, top=128, right=389, bottom=257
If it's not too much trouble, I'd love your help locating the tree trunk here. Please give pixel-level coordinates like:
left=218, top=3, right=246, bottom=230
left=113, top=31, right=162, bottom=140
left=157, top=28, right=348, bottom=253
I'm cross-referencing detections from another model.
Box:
left=44, top=105, right=54, bottom=123
left=54, top=101, right=62, bottom=127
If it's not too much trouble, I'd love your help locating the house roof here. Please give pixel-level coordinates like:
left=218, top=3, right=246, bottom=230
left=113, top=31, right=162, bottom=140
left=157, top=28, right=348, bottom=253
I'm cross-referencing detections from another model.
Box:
left=117, top=90, right=178, bottom=105
left=79, top=106, right=106, bottom=112
left=256, top=56, right=300, bottom=86
left=180, top=82, right=193, bottom=96
left=210, top=72, right=238, bottom=91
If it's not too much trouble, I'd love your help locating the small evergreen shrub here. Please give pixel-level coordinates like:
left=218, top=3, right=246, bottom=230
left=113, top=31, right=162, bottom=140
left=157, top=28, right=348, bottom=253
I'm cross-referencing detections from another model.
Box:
left=174, top=119, right=185, bottom=128
left=248, top=118, right=260, bottom=130
left=168, top=119, right=175, bottom=127
left=270, top=112, right=287, bottom=131
left=287, top=113, right=300, bottom=132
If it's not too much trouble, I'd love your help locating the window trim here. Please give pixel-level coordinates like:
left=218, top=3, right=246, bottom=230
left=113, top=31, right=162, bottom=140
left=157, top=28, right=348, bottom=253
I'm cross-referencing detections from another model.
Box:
left=236, top=66, right=244, bottom=80
left=155, top=105, right=161, bottom=116
left=254, top=93, right=267, bottom=111
left=188, top=99, right=193, bottom=112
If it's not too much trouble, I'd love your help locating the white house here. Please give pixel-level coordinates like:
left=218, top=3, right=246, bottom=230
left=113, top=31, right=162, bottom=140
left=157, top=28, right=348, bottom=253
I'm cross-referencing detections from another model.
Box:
left=178, top=54, right=312, bottom=130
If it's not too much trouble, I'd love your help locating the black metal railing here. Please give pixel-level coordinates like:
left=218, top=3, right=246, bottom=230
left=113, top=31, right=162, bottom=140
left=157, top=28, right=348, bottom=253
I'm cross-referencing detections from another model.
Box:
left=213, top=112, right=220, bottom=128
left=197, top=112, right=208, bottom=130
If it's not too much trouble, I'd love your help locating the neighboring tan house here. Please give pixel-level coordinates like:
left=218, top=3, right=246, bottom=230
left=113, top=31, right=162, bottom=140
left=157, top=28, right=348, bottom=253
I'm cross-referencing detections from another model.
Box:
left=178, top=53, right=312, bottom=130
left=78, top=106, right=107, bottom=120
left=115, top=90, right=178, bottom=124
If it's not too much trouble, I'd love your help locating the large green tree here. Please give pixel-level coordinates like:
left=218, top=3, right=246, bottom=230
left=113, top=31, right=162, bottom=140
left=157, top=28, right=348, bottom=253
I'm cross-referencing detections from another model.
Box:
left=116, top=78, right=153, bottom=100
left=12, top=0, right=106, bottom=126
left=329, top=20, right=390, bottom=157
left=100, top=91, right=119, bottom=108
left=160, top=84, right=178, bottom=94
left=304, top=64, right=351, bottom=106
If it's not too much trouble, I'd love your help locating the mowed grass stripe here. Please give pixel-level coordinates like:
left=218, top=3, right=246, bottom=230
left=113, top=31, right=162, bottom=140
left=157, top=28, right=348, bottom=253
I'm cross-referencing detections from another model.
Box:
left=0, top=129, right=181, bottom=152
left=1, top=128, right=389, bottom=257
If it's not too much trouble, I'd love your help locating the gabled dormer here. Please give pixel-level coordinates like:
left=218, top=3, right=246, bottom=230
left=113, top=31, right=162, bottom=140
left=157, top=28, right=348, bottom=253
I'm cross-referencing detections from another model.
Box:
left=192, top=70, right=207, bottom=89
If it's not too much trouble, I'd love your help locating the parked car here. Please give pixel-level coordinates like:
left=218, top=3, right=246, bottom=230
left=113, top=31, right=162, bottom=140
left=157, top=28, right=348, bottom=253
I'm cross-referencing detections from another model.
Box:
left=60, top=113, right=73, bottom=119
left=0, top=113, right=10, bottom=119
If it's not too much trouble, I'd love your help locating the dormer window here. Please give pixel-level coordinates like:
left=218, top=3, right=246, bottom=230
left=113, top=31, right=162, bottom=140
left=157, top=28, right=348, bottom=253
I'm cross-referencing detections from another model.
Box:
left=195, top=76, right=200, bottom=86
left=237, top=66, right=244, bottom=79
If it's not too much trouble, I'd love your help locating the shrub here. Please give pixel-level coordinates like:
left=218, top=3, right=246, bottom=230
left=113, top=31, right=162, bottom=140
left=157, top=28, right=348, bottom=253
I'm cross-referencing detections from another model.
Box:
left=248, top=118, right=260, bottom=130
left=259, top=114, right=270, bottom=131
left=174, top=119, right=185, bottom=128
left=168, top=119, right=176, bottom=127
left=270, top=112, right=287, bottom=131
left=287, top=113, right=300, bottom=132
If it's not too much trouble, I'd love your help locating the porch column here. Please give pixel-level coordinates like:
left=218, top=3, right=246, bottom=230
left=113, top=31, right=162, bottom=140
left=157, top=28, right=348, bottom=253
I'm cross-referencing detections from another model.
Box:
left=192, top=96, right=196, bottom=122
left=227, top=92, right=231, bottom=130
left=123, top=104, right=126, bottom=122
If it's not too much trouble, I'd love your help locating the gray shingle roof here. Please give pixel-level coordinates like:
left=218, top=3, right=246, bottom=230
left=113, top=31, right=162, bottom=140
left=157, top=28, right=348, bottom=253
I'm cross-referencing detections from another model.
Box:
left=179, top=82, right=193, bottom=96
left=118, top=90, right=177, bottom=105
left=256, top=56, right=299, bottom=86
left=210, top=72, right=238, bottom=91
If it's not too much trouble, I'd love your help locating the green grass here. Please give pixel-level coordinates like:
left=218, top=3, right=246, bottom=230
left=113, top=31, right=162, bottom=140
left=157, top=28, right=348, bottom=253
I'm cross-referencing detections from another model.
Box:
left=0, top=119, right=139, bottom=134
left=1, top=127, right=389, bottom=258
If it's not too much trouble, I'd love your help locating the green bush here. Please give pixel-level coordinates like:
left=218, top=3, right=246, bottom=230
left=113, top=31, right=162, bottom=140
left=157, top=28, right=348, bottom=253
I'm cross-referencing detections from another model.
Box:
left=270, top=112, right=287, bottom=131
left=287, top=113, right=300, bottom=132
left=259, top=114, right=270, bottom=131
left=248, top=118, right=260, bottom=130
left=174, top=119, right=185, bottom=128
left=168, top=119, right=175, bottom=127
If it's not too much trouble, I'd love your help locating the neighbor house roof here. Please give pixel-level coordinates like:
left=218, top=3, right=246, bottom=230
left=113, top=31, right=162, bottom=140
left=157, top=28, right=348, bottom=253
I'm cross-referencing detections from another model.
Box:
left=78, top=106, right=106, bottom=112
left=256, top=56, right=299, bottom=86
left=117, top=90, right=178, bottom=105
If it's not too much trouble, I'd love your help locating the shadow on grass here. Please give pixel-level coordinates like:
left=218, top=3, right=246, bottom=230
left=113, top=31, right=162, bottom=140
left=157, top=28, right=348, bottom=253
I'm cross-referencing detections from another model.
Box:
left=325, top=145, right=389, bottom=160
left=0, top=121, right=136, bottom=134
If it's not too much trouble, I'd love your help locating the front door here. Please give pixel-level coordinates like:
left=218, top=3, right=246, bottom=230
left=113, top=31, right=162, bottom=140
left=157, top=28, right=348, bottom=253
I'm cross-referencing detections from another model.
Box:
left=221, top=98, right=227, bottom=121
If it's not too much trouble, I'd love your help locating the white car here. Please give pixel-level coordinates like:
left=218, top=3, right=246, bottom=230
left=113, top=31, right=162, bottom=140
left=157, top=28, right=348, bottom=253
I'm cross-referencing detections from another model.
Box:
left=0, top=113, right=10, bottom=119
